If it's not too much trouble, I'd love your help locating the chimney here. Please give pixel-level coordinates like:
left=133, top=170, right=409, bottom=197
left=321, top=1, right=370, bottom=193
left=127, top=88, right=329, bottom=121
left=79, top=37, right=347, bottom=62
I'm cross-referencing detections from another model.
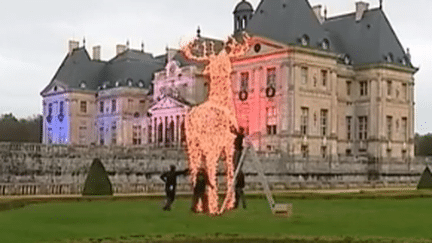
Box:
left=167, top=48, right=177, bottom=61
left=68, top=40, right=79, bottom=53
left=116, top=44, right=127, bottom=55
left=312, top=5, right=324, bottom=24
left=93, top=46, right=101, bottom=61
left=355, top=1, right=369, bottom=22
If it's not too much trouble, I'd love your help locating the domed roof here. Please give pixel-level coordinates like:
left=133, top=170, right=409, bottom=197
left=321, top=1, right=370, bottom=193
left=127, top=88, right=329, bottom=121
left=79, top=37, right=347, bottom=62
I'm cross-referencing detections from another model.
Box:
left=234, top=0, right=253, bottom=12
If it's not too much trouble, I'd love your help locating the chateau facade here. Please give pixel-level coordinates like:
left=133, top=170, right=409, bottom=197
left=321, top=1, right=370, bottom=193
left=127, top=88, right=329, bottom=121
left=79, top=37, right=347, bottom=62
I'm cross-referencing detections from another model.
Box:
left=41, top=0, right=417, bottom=162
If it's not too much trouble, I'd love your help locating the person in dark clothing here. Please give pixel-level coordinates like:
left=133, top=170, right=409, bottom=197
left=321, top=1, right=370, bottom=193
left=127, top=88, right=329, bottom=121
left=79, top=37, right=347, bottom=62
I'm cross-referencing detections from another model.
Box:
left=160, top=165, right=188, bottom=211
left=234, top=170, right=246, bottom=209
left=230, top=126, right=245, bottom=169
left=191, top=167, right=213, bottom=213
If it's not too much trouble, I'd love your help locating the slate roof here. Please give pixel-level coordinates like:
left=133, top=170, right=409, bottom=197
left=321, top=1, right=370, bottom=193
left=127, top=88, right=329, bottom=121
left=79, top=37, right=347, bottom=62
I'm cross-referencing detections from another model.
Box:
left=323, top=8, right=411, bottom=66
left=41, top=48, right=166, bottom=95
left=242, top=0, right=412, bottom=67
left=41, top=48, right=105, bottom=94
left=246, top=0, right=330, bottom=49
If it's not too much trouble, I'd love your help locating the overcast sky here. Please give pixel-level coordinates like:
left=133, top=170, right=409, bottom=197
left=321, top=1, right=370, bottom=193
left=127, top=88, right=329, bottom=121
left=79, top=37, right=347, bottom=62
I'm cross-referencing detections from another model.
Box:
left=0, top=0, right=431, bottom=134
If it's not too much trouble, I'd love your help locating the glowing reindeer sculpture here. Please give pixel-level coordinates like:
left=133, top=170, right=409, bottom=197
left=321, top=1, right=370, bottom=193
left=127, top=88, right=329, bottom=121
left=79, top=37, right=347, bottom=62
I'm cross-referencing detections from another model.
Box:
left=182, top=34, right=250, bottom=215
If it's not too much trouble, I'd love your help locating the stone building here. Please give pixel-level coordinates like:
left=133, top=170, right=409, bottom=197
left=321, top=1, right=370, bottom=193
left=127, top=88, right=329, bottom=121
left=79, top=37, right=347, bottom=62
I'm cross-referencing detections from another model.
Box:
left=231, top=0, right=417, bottom=162
left=40, top=41, right=165, bottom=146
left=41, top=0, right=417, bottom=163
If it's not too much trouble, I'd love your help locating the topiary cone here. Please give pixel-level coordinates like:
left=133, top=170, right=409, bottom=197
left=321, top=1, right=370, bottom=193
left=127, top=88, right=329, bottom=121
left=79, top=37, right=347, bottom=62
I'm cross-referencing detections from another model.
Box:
left=82, top=158, right=113, bottom=196
left=417, top=166, right=432, bottom=190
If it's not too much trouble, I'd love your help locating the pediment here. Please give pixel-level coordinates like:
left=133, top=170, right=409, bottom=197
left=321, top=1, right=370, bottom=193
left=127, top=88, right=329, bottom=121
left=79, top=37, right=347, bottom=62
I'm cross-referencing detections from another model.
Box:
left=149, top=95, right=189, bottom=112
left=41, top=80, right=67, bottom=96
left=244, top=36, right=287, bottom=57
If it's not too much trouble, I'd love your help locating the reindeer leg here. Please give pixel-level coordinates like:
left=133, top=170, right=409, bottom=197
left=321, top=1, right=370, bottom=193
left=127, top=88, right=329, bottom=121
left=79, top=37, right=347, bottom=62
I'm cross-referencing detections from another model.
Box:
left=206, top=150, right=219, bottom=215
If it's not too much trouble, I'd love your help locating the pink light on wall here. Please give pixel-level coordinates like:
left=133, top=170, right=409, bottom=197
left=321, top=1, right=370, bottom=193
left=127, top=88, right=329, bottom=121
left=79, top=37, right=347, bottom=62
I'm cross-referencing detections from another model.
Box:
left=182, top=34, right=250, bottom=215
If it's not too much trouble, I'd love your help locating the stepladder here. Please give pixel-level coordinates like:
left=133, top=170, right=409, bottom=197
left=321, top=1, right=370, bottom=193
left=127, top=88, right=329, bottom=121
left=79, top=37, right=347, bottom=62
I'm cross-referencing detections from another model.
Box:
left=232, top=140, right=292, bottom=217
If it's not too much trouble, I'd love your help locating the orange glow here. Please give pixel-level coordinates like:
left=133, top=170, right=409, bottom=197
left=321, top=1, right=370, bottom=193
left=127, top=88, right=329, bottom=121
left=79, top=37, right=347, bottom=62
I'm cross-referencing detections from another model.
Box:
left=182, top=34, right=250, bottom=215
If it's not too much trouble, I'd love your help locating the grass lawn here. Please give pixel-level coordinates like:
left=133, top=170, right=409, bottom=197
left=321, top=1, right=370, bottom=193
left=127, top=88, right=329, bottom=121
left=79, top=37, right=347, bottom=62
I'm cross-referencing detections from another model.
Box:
left=1, top=194, right=432, bottom=243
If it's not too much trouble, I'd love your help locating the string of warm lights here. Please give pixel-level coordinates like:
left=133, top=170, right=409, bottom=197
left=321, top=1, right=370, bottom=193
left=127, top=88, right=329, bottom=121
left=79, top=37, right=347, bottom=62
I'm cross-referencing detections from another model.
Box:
left=182, top=34, right=250, bottom=215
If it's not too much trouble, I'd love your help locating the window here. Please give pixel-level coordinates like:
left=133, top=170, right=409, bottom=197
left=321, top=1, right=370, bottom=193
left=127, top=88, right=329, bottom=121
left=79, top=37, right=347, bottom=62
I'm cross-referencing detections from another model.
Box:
left=128, top=99, right=133, bottom=111
left=346, top=116, right=352, bottom=140
left=112, top=99, right=117, bottom=113
left=100, top=101, right=104, bottom=113
left=79, top=125, right=87, bottom=144
left=387, top=81, right=392, bottom=96
left=301, top=145, right=308, bottom=158
left=111, top=122, right=117, bottom=145
left=266, top=106, right=277, bottom=135
left=346, top=81, right=351, bottom=96
left=321, top=70, right=328, bottom=86
left=402, top=117, right=408, bottom=141
left=301, top=107, right=309, bottom=136
left=360, top=81, right=368, bottom=96
left=301, top=67, right=308, bottom=84
left=80, top=101, right=87, bottom=113
left=386, top=116, right=392, bottom=140
left=320, top=109, right=328, bottom=137
left=99, top=125, right=104, bottom=145
left=240, top=72, right=249, bottom=91
left=321, top=146, right=327, bottom=159
left=148, top=124, right=152, bottom=144
left=59, top=101, right=64, bottom=115
left=267, top=68, right=276, bottom=87
left=402, top=83, right=408, bottom=100
left=358, top=116, right=368, bottom=140
left=133, top=125, right=142, bottom=145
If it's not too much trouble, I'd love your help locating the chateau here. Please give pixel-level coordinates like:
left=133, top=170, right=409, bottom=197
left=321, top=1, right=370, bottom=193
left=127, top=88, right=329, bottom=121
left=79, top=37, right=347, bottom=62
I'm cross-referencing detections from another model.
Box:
left=40, top=0, right=417, bottom=163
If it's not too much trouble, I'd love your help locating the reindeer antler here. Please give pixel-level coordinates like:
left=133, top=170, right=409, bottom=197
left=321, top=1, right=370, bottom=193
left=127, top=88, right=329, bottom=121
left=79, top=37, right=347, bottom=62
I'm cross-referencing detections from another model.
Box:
left=227, top=33, right=251, bottom=58
left=181, top=39, right=210, bottom=62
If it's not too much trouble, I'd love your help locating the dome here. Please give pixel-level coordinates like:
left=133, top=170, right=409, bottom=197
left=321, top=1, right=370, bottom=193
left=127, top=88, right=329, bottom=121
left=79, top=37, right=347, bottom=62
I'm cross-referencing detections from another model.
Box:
left=234, top=0, right=253, bottom=12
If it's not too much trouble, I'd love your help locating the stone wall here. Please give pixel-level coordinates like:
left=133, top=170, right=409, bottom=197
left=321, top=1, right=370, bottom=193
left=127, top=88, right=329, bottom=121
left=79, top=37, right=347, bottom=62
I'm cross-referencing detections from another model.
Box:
left=0, top=142, right=428, bottom=196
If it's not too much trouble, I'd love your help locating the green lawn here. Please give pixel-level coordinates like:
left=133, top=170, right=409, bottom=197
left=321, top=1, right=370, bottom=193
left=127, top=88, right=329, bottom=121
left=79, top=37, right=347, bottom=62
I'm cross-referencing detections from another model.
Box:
left=1, top=196, right=432, bottom=243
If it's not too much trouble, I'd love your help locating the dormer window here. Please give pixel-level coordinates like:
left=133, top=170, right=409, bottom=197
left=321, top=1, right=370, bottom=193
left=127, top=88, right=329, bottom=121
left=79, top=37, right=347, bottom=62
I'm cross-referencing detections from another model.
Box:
left=53, top=86, right=58, bottom=92
left=115, top=81, right=120, bottom=87
left=321, top=39, right=330, bottom=50
left=127, top=78, right=133, bottom=86
left=386, top=53, right=394, bottom=63
left=80, top=81, right=86, bottom=89
left=300, top=35, right=310, bottom=46
left=343, top=55, right=351, bottom=65
left=138, top=80, right=144, bottom=88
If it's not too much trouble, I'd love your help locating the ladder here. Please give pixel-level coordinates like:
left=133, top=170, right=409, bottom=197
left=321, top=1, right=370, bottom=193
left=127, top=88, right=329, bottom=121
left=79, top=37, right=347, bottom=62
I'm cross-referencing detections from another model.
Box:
left=231, top=140, right=292, bottom=216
